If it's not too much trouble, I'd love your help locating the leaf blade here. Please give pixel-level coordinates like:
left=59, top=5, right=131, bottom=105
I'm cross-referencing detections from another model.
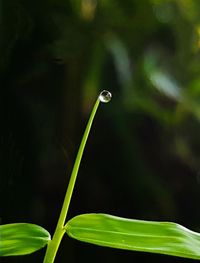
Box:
left=0, top=223, right=51, bottom=256
left=65, top=213, right=200, bottom=260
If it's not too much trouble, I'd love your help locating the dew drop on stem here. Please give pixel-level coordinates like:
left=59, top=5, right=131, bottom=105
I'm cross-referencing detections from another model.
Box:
left=99, top=90, right=112, bottom=103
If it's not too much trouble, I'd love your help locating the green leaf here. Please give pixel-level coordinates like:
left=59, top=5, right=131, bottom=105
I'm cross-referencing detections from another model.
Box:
left=65, top=213, right=200, bottom=260
left=0, top=223, right=51, bottom=256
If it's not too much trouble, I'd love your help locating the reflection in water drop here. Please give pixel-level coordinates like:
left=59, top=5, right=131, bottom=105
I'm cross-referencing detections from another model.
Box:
left=99, top=90, right=112, bottom=103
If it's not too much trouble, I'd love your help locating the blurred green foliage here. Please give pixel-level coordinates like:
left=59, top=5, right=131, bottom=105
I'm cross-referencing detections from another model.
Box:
left=2, top=0, right=200, bottom=262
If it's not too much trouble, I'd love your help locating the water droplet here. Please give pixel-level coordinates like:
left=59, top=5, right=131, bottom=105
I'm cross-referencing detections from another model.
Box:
left=99, top=90, right=112, bottom=103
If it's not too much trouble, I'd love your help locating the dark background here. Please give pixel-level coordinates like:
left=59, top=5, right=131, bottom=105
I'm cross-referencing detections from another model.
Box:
left=1, top=0, right=200, bottom=262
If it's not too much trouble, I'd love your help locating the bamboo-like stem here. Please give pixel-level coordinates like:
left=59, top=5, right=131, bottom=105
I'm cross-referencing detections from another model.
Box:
left=43, top=97, right=101, bottom=263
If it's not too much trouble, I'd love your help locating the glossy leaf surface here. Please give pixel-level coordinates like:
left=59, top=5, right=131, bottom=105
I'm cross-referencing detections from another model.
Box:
left=0, top=223, right=51, bottom=256
left=66, top=213, right=200, bottom=260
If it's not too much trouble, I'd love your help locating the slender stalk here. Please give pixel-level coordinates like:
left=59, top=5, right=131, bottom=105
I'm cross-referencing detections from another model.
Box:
left=43, top=97, right=101, bottom=263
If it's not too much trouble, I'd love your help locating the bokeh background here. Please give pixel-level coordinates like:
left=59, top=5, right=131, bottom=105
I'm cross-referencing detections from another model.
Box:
left=1, top=0, right=200, bottom=262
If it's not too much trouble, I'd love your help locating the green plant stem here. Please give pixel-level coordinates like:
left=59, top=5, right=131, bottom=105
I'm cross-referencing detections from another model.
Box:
left=43, top=98, right=101, bottom=263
